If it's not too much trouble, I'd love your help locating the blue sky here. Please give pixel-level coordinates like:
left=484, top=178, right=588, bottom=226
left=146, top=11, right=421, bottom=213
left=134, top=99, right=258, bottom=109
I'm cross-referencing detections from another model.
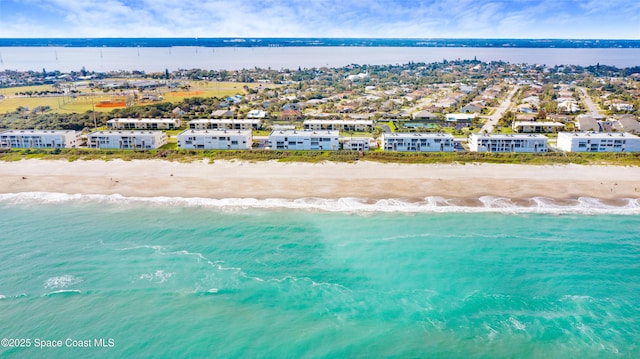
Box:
left=0, top=0, right=638, bottom=39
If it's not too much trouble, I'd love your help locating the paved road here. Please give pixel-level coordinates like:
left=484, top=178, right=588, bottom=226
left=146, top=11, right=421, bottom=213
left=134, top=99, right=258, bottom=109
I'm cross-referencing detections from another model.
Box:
left=480, top=85, right=519, bottom=133
left=578, top=87, right=602, bottom=116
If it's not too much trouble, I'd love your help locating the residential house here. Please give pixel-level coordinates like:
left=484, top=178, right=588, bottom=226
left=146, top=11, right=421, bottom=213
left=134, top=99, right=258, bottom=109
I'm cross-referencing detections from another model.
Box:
left=280, top=109, right=302, bottom=121
left=460, top=103, right=483, bottom=114
left=606, top=100, right=633, bottom=112
left=412, top=110, right=438, bottom=121
left=557, top=100, right=580, bottom=113
left=445, top=113, right=475, bottom=127
left=247, top=110, right=268, bottom=119
left=576, top=115, right=600, bottom=132
left=612, top=116, right=640, bottom=134
left=210, top=109, right=234, bottom=118
left=172, top=107, right=186, bottom=116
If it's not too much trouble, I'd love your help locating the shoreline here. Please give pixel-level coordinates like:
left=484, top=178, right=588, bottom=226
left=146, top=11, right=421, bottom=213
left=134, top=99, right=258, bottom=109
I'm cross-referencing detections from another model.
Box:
left=1, top=159, right=639, bottom=202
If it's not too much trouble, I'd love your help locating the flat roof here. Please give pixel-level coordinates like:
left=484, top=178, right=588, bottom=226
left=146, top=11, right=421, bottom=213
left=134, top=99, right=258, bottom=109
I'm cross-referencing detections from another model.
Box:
left=1, top=129, right=77, bottom=135
left=558, top=132, right=640, bottom=139
left=89, top=130, right=166, bottom=135
left=513, top=121, right=565, bottom=126
left=383, top=132, right=454, bottom=138
left=189, top=119, right=260, bottom=123
left=108, top=118, right=179, bottom=123
left=343, top=137, right=371, bottom=142
left=178, top=129, right=252, bottom=136
left=471, top=133, right=548, bottom=139
left=303, top=119, right=374, bottom=124
left=270, top=130, right=339, bottom=136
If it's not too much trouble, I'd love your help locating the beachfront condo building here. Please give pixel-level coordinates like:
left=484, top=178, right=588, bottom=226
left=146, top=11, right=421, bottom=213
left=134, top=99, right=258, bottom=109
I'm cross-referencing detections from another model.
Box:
left=269, top=130, right=339, bottom=150
left=106, top=118, right=182, bottom=130
left=512, top=121, right=565, bottom=133
left=0, top=129, right=82, bottom=149
left=556, top=132, right=640, bottom=152
left=382, top=132, right=455, bottom=152
left=87, top=130, right=167, bottom=150
left=177, top=129, right=252, bottom=150
left=342, top=137, right=371, bottom=151
left=188, top=119, right=262, bottom=130
left=468, top=133, right=548, bottom=153
left=303, top=120, right=374, bottom=132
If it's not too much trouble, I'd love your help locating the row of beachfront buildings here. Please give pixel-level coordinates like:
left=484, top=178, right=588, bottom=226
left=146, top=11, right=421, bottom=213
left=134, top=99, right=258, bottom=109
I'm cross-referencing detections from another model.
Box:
left=103, top=117, right=377, bottom=132
left=2, top=128, right=640, bottom=153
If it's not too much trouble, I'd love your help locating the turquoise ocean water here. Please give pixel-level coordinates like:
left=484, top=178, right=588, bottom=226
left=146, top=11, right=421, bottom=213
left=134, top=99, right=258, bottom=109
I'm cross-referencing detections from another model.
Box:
left=1, top=194, right=639, bottom=358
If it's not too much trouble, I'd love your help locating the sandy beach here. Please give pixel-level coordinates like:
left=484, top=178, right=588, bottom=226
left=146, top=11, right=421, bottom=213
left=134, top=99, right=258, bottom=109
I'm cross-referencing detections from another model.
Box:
left=0, top=159, right=639, bottom=201
left=0, top=160, right=640, bottom=200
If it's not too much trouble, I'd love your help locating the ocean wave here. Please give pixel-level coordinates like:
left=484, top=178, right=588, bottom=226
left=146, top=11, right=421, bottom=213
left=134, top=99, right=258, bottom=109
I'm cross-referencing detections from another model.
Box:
left=1, top=192, right=639, bottom=215
left=42, top=290, right=82, bottom=297
left=44, top=275, right=82, bottom=290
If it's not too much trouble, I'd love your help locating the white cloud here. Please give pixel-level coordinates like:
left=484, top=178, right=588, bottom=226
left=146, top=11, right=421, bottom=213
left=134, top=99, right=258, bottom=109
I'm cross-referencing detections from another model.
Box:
left=0, top=0, right=637, bottom=38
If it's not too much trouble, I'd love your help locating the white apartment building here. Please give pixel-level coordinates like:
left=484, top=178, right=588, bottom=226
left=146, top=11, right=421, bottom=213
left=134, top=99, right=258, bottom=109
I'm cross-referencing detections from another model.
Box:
left=0, top=130, right=82, bottom=149
left=188, top=119, right=262, bottom=130
left=468, top=133, right=548, bottom=153
left=269, top=130, right=339, bottom=150
left=342, top=137, right=371, bottom=151
left=177, top=129, right=252, bottom=150
left=303, top=120, right=374, bottom=132
left=512, top=121, right=565, bottom=133
left=556, top=132, right=640, bottom=152
left=106, top=118, right=182, bottom=130
left=445, top=113, right=475, bottom=123
left=382, top=133, right=455, bottom=152
left=87, top=130, right=167, bottom=149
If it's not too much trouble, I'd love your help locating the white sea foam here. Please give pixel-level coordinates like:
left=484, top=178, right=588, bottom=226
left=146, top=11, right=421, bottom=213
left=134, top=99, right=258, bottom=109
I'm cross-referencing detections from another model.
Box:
left=135, top=270, right=175, bottom=284
left=509, top=317, right=527, bottom=331
left=44, top=275, right=82, bottom=290
left=1, top=192, right=639, bottom=215
left=43, top=290, right=82, bottom=296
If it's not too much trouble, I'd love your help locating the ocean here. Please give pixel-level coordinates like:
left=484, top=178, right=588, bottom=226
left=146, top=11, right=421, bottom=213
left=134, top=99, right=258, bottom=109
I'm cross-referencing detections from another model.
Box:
left=1, top=46, right=640, bottom=72
left=1, top=193, right=639, bottom=358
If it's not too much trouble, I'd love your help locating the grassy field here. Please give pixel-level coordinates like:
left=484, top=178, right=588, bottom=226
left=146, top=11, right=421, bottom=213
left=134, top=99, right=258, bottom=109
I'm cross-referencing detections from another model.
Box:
left=0, top=84, right=57, bottom=96
left=161, top=88, right=241, bottom=103
left=0, top=80, right=276, bottom=115
left=0, top=95, right=125, bottom=114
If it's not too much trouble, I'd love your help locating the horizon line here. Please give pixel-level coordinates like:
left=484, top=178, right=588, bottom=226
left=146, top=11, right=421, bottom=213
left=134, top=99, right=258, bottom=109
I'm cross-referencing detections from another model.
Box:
left=1, top=37, right=639, bottom=41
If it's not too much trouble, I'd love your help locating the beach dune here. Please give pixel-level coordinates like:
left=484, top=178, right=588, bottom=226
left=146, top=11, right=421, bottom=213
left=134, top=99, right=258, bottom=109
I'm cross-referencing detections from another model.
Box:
left=1, top=159, right=639, bottom=201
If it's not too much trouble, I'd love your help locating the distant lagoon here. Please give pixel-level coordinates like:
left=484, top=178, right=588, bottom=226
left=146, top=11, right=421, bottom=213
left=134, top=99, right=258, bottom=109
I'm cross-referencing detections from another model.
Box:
left=1, top=46, right=639, bottom=73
